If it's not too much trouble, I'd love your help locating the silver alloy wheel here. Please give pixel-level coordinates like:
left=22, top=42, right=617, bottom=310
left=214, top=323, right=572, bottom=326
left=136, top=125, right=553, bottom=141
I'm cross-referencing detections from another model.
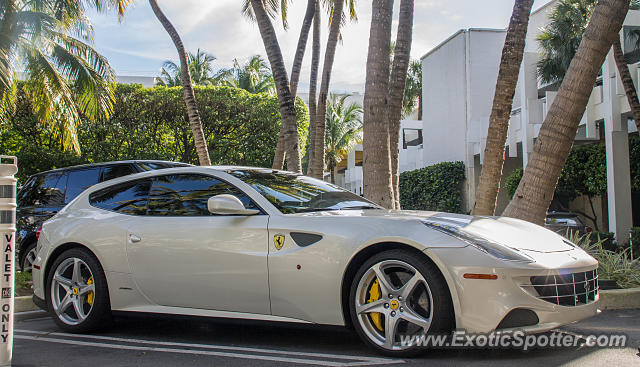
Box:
left=23, top=247, right=37, bottom=272
left=355, top=259, right=434, bottom=351
left=50, top=257, right=95, bottom=326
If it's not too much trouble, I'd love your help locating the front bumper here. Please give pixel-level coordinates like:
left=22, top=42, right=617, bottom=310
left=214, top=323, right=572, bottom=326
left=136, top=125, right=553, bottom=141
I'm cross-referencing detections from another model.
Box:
left=426, top=246, right=599, bottom=333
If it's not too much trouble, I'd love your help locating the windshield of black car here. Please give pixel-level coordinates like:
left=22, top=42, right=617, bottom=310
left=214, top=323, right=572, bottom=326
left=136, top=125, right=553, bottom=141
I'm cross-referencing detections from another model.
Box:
left=228, top=170, right=380, bottom=214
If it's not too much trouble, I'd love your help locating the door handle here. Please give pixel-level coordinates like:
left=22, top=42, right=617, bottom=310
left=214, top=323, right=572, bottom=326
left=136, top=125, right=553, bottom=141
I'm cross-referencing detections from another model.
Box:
left=128, top=234, right=141, bottom=243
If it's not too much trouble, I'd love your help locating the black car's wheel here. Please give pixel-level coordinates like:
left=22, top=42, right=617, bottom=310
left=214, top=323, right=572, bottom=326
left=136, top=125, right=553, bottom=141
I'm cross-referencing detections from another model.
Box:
left=46, top=248, right=112, bottom=332
left=20, top=242, right=37, bottom=272
left=349, top=249, right=454, bottom=357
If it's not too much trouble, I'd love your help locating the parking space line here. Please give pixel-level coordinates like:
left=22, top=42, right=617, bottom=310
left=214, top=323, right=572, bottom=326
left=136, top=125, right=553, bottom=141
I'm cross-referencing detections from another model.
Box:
left=15, top=329, right=403, bottom=366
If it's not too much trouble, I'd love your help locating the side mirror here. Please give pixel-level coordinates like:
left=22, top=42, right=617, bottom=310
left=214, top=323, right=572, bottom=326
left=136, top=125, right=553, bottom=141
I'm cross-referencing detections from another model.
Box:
left=207, top=194, right=259, bottom=216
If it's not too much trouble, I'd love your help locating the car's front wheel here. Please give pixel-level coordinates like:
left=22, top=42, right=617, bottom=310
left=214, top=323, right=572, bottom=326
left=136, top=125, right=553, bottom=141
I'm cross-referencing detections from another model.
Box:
left=349, top=249, right=454, bottom=356
left=46, top=248, right=111, bottom=332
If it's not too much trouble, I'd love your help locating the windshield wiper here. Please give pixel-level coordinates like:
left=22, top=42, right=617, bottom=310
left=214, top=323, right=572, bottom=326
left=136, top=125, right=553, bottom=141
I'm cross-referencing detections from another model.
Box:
left=340, top=205, right=382, bottom=210
left=295, top=208, right=338, bottom=213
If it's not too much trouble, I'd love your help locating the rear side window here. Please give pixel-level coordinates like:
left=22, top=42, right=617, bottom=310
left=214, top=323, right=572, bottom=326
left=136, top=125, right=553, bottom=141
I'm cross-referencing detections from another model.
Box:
left=147, top=174, right=258, bottom=216
left=65, top=169, right=101, bottom=203
left=101, top=164, right=137, bottom=182
left=89, top=179, right=152, bottom=215
left=17, top=172, right=67, bottom=207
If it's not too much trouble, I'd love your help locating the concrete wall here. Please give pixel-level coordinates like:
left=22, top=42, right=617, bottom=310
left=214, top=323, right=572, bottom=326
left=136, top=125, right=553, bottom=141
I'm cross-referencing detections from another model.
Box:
left=422, top=31, right=468, bottom=166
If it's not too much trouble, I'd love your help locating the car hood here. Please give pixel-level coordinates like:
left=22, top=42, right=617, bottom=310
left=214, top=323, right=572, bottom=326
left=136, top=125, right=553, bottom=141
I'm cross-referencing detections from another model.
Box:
left=294, top=209, right=574, bottom=253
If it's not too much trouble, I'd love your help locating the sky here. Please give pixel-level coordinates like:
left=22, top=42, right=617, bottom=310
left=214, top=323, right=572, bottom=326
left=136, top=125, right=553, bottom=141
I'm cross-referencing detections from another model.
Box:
left=89, top=0, right=554, bottom=93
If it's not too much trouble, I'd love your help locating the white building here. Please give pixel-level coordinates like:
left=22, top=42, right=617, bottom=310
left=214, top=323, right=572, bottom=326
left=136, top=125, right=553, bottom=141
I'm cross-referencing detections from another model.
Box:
left=343, top=0, right=640, bottom=241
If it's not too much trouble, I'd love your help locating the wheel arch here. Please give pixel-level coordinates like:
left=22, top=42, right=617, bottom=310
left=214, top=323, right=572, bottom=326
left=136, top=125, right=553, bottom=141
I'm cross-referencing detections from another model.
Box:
left=340, top=242, right=458, bottom=330
left=43, top=242, right=107, bottom=298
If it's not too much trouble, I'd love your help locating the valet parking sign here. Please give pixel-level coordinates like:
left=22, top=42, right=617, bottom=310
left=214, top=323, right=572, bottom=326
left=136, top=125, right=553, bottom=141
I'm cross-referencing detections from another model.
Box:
left=0, top=156, right=17, bottom=366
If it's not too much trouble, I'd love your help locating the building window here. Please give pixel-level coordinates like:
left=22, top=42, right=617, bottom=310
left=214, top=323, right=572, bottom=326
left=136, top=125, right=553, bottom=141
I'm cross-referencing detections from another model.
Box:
left=403, top=128, right=423, bottom=149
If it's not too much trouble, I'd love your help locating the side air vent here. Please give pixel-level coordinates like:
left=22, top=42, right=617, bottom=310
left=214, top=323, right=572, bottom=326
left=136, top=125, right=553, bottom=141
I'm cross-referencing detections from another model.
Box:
left=290, top=232, right=323, bottom=247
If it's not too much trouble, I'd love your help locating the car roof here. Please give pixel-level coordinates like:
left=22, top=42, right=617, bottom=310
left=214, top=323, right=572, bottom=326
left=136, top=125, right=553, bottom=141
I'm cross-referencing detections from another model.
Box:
left=28, top=160, right=193, bottom=178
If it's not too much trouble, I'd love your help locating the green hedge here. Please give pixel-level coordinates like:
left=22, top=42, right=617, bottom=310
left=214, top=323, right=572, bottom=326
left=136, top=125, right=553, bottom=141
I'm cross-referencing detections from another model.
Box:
left=399, top=161, right=466, bottom=213
left=1, top=84, right=309, bottom=182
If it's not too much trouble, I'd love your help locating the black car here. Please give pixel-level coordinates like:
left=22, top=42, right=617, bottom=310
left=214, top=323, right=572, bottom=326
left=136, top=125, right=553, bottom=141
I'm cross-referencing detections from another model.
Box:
left=16, top=160, right=191, bottom=271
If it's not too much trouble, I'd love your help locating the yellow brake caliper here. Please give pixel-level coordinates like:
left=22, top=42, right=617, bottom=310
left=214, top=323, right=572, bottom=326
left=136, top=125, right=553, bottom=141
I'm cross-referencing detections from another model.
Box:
left=87, top=276, right=94, bottom=306
left=367, top=278, right=384, bottom=332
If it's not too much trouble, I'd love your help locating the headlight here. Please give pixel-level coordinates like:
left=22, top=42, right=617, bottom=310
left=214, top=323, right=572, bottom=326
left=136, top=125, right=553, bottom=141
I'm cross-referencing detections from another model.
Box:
left=423, top=222, right=534, bottom=263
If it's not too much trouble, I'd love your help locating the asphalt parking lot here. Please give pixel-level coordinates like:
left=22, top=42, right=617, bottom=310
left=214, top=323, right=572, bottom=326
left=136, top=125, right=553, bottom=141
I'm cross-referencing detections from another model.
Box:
left=11, top=309, right=640, bottom=367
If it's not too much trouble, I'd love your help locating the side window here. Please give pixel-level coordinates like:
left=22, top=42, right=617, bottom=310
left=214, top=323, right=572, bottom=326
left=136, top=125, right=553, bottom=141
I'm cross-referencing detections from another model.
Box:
left=17, top=172, right=66, bottom=207
left=65, top=169, right=101, bottom=203
left=89, top=179, right=152, bottom=215
left=147, top=174, right=259, bottom=216
left=101, top=164, right=137, bottom=182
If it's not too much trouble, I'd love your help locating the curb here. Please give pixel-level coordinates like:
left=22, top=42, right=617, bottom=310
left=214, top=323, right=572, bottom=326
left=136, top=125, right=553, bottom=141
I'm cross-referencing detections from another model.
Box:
left=598, top=287, right=640, bottom=310
left=15, top=295, right=38, bottom=313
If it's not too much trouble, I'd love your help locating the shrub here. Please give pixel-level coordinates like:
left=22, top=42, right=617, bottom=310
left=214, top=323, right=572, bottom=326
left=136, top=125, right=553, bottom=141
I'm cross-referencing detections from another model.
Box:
left=568, top=231, right=640, bottom=288
left=399, top=161, right=465, bottom=213
left=1, top=83, right=309, bottom=182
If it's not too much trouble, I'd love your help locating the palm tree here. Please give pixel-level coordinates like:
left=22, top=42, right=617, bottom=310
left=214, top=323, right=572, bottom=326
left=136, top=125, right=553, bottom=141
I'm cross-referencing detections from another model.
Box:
left=304, top=0, right=321, bottom=176
left=325, top=94, right=362, bottom=183
left=537, top=0, right=640, bottom=130
left=215, top=55, right=275, bottom=94
left=503, top=0, right=630, bottom=224
left=156, top=49, right=217, bottom=87
left=387, top=0, right=414, bottom=209
left=472, top=0, right=534, bottom=216
left=0, top=0, right=130, bottom=153
left=362, top=0, right=395, bottom=208
left=243, top=0, right=313, bottom=171
left=249, top=0, right=302, bottom=173
left=403, top=59, right=422, bottom=119
left=149, top=0, right=211, bottom=166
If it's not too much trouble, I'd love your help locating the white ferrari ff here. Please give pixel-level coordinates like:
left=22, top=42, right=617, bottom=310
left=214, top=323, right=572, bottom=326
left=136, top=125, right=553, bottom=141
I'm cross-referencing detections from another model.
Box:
left=32, top=166, right=599, bottom=355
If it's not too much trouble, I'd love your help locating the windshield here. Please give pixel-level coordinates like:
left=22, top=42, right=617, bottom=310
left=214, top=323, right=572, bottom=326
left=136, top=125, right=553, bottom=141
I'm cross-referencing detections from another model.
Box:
left=228, top=169, right=381, bottom=214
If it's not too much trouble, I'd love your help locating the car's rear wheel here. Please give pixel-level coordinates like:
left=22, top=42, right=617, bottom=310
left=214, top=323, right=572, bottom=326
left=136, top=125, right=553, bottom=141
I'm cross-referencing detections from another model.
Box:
left=20, top=242, right=37, bottom=272
left=46, top=248, right=111, bottom=332
left=349, top=249, right=453, bottom=356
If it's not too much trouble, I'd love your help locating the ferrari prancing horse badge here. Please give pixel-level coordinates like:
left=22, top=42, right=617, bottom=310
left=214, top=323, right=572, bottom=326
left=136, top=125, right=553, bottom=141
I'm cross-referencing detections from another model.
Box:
left=274, top=234, right=285, bottom=250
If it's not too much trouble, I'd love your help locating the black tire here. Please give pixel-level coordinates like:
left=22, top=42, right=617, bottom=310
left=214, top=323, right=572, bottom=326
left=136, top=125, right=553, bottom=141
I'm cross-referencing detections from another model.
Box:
left=348, top=249, right=454, bottom=357
left=19, top=241, right=37, bottom=272
left=45, top=248, right=112, bottom=332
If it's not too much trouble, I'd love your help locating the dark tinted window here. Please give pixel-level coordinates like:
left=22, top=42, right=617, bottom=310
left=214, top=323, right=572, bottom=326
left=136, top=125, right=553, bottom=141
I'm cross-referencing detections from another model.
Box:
left=101, top=164, right=137, bottom=182
left=147, top=174, right=258, bottom=216
left=229, top=170, right=380, bottom=214
left=89, top=179, right=152, bottom=215
left=65, top=169, right=101, bottom=203
left=17, top=172, right=67, bottom=207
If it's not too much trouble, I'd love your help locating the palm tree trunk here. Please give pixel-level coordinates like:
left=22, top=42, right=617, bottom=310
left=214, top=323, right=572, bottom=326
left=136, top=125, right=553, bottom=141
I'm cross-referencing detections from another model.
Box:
left=306, top=1, right=322, bottom=176
left=503, top=0, right=629, bottom=224
left=330, top=161, right=336, bottom=184
left=363, top=0, right=395, bottom=208
left=417, top=91, right=422, bottom=120
left=388, top=0, right=414, bottom=210
left=309, top=0, right=345, bottom=179
left=149, top=0, right=211, bottom=166
left=613, top=37, right=640, bottom=130
left=272, top=0, right=316, bottom=170
left=472, top=0, right=534, bottom=216
left=290, top=0, right=316, bottom=99
left=250, top=0, right=302, bottom=173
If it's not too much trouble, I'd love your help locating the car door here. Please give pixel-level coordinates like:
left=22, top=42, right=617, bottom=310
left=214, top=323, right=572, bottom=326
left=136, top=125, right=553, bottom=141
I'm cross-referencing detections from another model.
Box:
left=125, top=173, right=270, bottom=314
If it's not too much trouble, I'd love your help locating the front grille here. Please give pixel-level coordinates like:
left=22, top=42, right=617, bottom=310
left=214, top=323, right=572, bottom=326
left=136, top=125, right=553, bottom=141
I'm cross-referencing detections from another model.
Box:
left=527, top=269, right=598, bottom=306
